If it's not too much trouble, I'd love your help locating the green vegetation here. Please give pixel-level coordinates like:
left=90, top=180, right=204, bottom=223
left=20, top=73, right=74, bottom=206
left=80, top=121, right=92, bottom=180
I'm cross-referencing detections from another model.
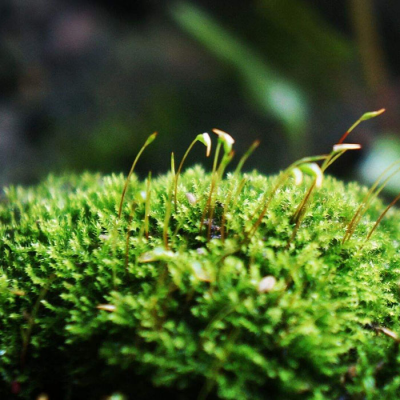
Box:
left=3, top=113, right=400, bottom=399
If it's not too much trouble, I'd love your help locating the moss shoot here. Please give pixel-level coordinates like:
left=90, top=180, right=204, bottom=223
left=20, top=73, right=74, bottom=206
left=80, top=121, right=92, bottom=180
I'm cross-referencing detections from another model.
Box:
left=2, top=162, right=400, bottom=399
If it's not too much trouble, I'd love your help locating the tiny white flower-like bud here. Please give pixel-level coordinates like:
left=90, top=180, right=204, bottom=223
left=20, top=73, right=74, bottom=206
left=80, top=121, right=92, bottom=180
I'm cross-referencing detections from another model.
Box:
left=196, top=133, right=212, bottom=157
left=258, top=275, right=276, bottom=293
left=212, top=128, right=235, bottom=153
left=333, top=143, right=362, bottom=153
left=299, top=163, right=323, bottom=188
left=185, top=192, right=197, bottom=205
left=291, top=168, right=303, bottom=185
left=96, top=304, right=116, bottom=312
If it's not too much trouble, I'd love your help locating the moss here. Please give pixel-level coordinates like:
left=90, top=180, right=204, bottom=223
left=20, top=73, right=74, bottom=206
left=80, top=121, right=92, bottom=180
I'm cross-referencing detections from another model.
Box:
left=1, top=166, right=400, bottom=399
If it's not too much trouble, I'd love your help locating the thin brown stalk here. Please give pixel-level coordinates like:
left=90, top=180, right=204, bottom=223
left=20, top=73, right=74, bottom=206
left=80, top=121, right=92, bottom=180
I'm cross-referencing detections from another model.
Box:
left=124, top=201, right=137, bottom=273
left=200, top=142, right=222, bottom=234
left=144, top=172, right=152, bottom=240
left=247, top=155, right=327, bottom=233
left=234, top=140, right=260, bottom=175
left=343, top=161, right=400, bottom=243
left=174, top=134, right=211, bottom=212
left=21, top=274, right=56, bottom=368
left=365, top=192, right=400, bottom=241
left=220, top=177, right=247, bottom=241
left=287, top=181, right=317, bottom=249
left=118, top=132, right=157, bottom=218
left=207, top=152, right=235, bottom=240
left=174, top=141, right=196, bottom=212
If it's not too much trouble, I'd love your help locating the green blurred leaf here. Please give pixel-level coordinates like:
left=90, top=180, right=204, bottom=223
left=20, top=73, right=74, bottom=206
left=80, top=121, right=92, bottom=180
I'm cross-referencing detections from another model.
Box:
left=170, top=2, right=308, bottom=155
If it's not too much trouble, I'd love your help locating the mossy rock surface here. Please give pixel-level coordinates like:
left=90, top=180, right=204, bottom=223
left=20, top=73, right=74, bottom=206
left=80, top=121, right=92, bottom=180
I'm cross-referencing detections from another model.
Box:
left=2, top=166, right=400, bottom=399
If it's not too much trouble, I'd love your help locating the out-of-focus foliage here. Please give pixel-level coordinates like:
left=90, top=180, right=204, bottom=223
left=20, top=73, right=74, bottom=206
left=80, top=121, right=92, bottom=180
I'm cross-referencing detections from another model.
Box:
left=360, top=135, right=400, bottom=195
left=0, top=0, right=399, bottom=187
left=171, top=2, right=309, bottom=157
left=256, top=0, right=353, bottom=94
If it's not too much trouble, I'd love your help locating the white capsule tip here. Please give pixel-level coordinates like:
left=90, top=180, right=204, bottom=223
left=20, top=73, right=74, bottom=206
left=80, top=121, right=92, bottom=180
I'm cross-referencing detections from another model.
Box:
left=333, top=143, right=362, bottom=152
left=97, top=304, right=116, bottom=312
left=258, top=276, right=277, bottom=293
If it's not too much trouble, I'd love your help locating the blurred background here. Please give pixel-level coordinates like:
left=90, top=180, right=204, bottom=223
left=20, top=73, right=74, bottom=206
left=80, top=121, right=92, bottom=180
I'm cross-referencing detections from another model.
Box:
left=1, top=0, right=400, bottom=191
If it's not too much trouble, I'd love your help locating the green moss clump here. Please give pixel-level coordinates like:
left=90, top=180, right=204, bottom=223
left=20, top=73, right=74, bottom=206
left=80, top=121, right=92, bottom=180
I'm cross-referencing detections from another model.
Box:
left=1, top=167, right=400, bottom=399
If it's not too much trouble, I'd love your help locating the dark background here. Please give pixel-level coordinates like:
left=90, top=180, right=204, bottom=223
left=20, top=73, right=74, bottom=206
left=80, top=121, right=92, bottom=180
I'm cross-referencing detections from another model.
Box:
left=1, top=0, right=400, bottom=191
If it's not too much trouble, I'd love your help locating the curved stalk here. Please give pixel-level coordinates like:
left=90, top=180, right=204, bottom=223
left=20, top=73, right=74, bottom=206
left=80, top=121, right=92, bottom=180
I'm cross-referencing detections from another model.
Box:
left=118, top=132, right=157, bottom=218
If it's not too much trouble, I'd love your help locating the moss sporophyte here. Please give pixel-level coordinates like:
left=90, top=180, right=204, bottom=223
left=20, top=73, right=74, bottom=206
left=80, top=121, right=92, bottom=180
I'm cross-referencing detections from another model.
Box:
left=4, top=110, right=400, bottom=399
